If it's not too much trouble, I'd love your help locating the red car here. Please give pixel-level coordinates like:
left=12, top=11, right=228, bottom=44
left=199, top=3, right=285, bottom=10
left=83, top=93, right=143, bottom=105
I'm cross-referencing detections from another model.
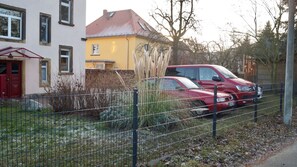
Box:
left=144, top=76, right=235, bottom=114
left=166, top=64, right=263, bottom=106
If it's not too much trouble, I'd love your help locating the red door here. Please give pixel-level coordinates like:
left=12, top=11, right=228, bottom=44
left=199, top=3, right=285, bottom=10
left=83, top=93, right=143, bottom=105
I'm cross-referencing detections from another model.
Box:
left=0, top=61, right=22, bottom=98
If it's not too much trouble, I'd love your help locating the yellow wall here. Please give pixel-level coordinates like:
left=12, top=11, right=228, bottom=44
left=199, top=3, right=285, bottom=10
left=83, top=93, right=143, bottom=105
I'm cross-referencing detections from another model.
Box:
left=86, top=36, right=153, bottom=70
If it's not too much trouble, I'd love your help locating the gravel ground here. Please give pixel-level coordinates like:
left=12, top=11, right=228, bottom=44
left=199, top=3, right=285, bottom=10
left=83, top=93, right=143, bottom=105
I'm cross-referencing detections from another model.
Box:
left=154, top=108, right=297, bottom=167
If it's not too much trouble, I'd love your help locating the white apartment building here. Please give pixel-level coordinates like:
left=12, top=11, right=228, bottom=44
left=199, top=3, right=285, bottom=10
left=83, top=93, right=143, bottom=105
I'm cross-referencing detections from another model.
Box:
left=0, top=0, right=86, bottom=98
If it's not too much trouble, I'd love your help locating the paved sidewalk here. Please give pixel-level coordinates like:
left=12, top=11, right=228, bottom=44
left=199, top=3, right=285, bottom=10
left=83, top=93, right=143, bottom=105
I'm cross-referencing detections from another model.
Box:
left=254, top=141, right=297, bottom=167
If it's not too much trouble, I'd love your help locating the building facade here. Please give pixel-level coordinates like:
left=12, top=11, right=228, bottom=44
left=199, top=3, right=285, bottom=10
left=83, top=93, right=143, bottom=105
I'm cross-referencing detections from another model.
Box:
left=0, top=0, right=86, bottom=98
left=86, top=9, right=169, bottom=71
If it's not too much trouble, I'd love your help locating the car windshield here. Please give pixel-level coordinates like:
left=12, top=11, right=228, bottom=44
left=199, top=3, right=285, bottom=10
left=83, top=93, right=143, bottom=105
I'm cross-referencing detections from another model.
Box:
left=215, top=66, right=238, bottom=79
left=177, top=77, right=203, bottom=89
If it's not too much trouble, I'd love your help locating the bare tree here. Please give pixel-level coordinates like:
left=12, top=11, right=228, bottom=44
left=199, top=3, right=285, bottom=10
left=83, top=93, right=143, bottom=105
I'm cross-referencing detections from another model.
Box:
left=234, top=0, right=287, bottom=84
left=203, top=37, right=243, bottom=73
left=151, top=0, right=198, bottom=65
left=181, top=33, right=244, bottom=73
left=181, top=37, right=208, bottom=64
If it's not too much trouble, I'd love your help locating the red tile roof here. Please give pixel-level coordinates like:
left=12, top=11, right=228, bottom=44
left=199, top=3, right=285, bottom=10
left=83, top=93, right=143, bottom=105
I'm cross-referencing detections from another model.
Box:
left=86, top=9, right=159, bottom=38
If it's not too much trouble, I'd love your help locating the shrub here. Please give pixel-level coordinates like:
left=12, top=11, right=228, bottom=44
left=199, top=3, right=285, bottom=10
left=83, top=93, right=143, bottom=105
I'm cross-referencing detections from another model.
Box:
left=45, top=77, right=85, bottom=112
left=100, top=89, right=184, bottom=131
left=138, top=90, right=180, bottom=130
left=100, top=106, right=133, bottom=130
left=45, top=76, right=115, bottom=119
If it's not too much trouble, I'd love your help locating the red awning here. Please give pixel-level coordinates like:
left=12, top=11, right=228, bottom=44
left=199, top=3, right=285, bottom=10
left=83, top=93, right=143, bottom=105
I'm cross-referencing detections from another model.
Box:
left=0, top=47, right=44, bottom=59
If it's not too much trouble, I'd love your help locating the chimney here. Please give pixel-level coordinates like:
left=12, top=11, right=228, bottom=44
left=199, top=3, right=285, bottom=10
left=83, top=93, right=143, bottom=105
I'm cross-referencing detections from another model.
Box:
left=103, top=9, right=107, bottom=16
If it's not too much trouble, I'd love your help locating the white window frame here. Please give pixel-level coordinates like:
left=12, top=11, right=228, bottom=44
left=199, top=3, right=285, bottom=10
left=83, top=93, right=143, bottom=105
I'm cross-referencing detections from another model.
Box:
left=40, top=14, right=50, bottom=44
left=41, top=18, right=48, bottom=41
left=41, top=62, right=48, bottom=83
left=60, top=0, right=71, bottom=24
left=0, top=7, right=22, bottom=40
left=60, top=48, right=71, bottom=73
left=39, top=60, right=51, bottom=87
left=92, top=44, right=99, bottom=55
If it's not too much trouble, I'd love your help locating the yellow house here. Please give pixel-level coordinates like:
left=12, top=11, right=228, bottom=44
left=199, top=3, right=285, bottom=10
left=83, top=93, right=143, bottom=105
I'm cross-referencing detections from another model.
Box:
left=86, top=9, right=169, bottom=70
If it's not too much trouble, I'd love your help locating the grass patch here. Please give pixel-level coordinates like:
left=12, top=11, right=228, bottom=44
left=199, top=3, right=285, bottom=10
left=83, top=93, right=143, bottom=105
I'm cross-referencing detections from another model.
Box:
left=0, top=92, right=284, bottom=166
left=0, top=106, right=132, bottom=166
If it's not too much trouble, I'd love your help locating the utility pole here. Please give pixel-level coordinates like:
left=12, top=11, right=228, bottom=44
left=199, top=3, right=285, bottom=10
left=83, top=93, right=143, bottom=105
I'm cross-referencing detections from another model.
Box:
left=284, top=0, right=296, bottom=125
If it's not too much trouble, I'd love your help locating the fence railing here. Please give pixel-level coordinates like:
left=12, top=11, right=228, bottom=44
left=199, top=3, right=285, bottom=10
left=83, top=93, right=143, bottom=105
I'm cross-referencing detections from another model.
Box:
left=0, top=83, right=288, bottom=166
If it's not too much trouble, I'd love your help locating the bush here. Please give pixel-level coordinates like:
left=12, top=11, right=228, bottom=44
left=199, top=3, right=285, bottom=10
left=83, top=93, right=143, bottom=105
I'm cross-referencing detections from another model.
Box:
left=100, top=89, right=184, bottom=131
left=138, top=90, right=180, bottom=130
left=100, top=106, right=133, bottom=130
left=45, top=76, right=115, bottom=119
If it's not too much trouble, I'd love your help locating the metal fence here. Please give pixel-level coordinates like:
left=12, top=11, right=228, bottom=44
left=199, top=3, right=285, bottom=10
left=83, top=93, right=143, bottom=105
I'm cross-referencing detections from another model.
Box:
left=0, top=83, right=289, bottom=166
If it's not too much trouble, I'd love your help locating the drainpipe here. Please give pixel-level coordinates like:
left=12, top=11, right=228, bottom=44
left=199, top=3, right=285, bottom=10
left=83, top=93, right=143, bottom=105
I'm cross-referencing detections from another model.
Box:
left=126, top=35, right=130, bottom=70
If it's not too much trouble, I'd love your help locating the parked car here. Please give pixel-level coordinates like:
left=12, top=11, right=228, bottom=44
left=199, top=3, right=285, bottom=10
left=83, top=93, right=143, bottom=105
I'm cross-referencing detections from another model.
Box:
left=143, top=76, right=235, bottom=114
left=165, top=64, right=263, bottom=106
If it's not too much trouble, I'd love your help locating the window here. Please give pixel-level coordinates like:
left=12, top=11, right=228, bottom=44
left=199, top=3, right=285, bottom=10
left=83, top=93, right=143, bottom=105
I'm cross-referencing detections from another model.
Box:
left=92, top=44, right=99, bottom=55
left=39, top=60, right=51, bottom=87
left=183, top=68, right=197, bottom=80
left=160, top=79, right=180, bottom=90
left=59, top=0, right=73, bottom=25
left=0, top=5, right=25, bottom=40
left=166, top=68, right=182, bottom=76
left=109, top=12, right=115, bottom=17
left=165, top=67, right=197, bottom=80
left=215, top=65, right=237, bottom=79
left=59, top=45, right=73, bottom=74
left=40, top=13, right=51, bottom=44
left=145, top=24, right=152, bottom=31
left=138, top=21, right=146, bottom=30
left=0, top=63, right=7, bottom=74
left=199, top=68, right=218, bottom=81
left=11, top=63, right=19, bottom=74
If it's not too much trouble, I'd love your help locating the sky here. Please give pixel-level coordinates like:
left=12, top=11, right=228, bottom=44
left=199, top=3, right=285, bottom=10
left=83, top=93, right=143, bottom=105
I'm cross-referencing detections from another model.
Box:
left=86, top=0, right=273, bottom=43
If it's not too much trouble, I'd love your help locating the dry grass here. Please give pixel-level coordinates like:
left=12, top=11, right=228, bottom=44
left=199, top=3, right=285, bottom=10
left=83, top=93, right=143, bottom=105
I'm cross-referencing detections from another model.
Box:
left=133, top=44, right=171, bottom=83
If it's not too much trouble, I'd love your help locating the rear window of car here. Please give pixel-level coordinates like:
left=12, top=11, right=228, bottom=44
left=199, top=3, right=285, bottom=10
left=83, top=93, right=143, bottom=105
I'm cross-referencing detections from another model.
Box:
left=166, top=67, right=197, bottom=80
left=176, top=77, right=202, bottom=89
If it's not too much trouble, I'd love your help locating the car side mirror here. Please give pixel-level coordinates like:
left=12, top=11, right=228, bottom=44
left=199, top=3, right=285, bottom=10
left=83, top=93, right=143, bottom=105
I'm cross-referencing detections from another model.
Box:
left=212, top=76, right=221, bottom=82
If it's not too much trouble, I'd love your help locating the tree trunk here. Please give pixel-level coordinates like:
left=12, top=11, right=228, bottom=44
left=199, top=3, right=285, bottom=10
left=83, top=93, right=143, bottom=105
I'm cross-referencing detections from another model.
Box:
left=171, top=41, right=179, bottom=65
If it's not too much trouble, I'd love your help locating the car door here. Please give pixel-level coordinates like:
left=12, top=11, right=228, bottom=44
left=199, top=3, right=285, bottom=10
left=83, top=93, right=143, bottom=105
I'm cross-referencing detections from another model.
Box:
left=198, top=67, right=224, bottom=90
left=159, top=78, right=188, bottom=98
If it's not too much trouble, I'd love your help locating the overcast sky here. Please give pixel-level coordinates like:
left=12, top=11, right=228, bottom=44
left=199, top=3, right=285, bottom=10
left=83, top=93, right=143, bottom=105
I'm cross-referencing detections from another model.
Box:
left=86, top=0, right=273, bottom=42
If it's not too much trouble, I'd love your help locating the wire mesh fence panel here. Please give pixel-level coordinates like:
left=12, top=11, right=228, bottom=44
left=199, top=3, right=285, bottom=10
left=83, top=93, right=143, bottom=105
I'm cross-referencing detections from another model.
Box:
left=0, top=83, right=292, bottom=166
left=135, top=89, right=214, bottom=164
left=0, top=91, right=134, bottom=166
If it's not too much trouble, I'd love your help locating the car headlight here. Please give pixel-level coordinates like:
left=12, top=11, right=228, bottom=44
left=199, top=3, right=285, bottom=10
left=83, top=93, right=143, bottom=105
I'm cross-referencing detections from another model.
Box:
left=217, top=97, right=226, bottom=102
left=236, top=85, right=250, bottom=92
left=257, top=86, right=262, bottom=93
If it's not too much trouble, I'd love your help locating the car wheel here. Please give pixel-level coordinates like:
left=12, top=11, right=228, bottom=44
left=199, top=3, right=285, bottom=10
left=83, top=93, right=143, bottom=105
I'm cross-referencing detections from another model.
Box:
left=190, top=100, right=209, bottom=117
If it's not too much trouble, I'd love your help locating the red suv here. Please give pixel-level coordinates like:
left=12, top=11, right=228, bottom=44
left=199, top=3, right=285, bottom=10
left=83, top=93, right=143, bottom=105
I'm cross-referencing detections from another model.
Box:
left=166, top=64, right=263, bottom=106
left=144, top=76, right=235, bottom=114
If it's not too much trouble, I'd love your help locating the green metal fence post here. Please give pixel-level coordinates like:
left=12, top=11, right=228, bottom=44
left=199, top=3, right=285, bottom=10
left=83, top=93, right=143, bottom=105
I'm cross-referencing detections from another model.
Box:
left=280, top=83, right=283, bottom=114
left=212, top=85, right=217, bottom=139
left=254, top=84, right=258, bottom=122
left=132, top=88, right=139, bottom=167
